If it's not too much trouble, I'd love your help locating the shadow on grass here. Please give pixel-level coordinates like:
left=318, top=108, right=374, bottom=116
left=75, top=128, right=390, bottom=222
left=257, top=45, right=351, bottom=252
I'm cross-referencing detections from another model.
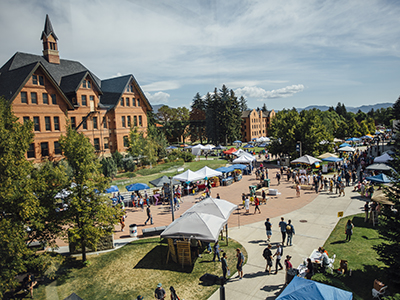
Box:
left=330, top=240, right=347, bottom=245
left=133, top=244, right=195, bottom=273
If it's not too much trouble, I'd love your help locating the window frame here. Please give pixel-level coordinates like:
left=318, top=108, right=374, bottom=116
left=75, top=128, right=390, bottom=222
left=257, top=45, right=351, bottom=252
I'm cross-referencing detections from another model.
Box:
left=51, top=94, right=57, bottom=105
left=121, top=116, right=126, bottom=128
left=54, top=141, right=62, bottom=155
left=33, top=117, right=40, bottom=131
left=45, top=116, right=51, bottom=131
left=54, top=116, right=60, bottom=131
left=81, top=95, right=87, bottom=106
left=31, top=92, right=37, bottom=104
left=93, top=138, right=100, bottom=151
left=41, top=142, right=49, bottom=157
left=27, top=143, right=35, bottom=158
left=21, top=92, right=28, bottom=103
left=93, top=117, right=98, bottom=129
left=71, top=117, right=76, bottom=129
left=43, top=93, right=48, bottom=104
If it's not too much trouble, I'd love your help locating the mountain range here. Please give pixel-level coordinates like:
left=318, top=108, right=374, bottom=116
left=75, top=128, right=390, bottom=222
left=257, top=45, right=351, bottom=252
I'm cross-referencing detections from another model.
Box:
left=298, top=102, right=393, bottom=113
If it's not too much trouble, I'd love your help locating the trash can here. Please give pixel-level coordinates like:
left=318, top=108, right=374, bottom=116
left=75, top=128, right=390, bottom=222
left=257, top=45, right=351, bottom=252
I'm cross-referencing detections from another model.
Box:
left=264, top=179, right=270, bottom=187
left=286, top=268, right=297, bottom=284
left=129, top=224, right=137, bottom=237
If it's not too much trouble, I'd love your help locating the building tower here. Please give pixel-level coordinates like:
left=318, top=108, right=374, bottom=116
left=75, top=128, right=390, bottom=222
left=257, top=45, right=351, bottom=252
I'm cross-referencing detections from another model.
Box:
left=41, top=14, right=60, bottom=64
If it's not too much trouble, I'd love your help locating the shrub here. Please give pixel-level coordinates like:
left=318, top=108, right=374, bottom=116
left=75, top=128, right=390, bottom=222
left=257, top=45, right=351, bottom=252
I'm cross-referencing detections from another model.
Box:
left=122, top=156, right=136, bottom=172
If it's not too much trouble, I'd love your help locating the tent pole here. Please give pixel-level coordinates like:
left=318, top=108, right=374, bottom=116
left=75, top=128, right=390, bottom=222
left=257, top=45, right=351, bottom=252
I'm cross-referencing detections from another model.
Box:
left=225, top=224, right=228, bottom=246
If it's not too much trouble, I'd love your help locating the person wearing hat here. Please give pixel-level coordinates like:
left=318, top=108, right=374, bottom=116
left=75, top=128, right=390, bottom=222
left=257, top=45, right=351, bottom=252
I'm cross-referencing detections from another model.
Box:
left=284, top=255, right=293, bottom=271
left=154, top=283, right=166, bottom=299
left=136, top=296, right=143, bottom=300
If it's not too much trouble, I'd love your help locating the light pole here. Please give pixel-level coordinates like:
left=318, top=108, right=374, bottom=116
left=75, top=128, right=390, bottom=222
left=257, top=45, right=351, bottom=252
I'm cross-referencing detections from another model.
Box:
left=169, top=177, right=175, bottom=222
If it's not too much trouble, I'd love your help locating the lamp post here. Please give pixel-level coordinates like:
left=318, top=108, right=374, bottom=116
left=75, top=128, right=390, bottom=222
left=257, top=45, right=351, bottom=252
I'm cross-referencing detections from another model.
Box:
left=169, top=177, right=175, bottom=222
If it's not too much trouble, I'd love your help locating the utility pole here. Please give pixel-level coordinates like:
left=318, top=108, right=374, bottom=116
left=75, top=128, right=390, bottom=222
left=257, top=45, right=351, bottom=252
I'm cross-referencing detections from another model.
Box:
left=296, top=141, right=302, bottom=157
left=169, top=177, right=175, bottom=221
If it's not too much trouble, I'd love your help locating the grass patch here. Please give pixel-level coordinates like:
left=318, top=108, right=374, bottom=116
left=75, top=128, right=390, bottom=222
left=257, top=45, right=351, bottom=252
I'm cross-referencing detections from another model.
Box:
left=31, top=237, right=245, bottom=300
left=312, top=214, right=399, bottom=299
left=112, top=159, right=228, bottom=191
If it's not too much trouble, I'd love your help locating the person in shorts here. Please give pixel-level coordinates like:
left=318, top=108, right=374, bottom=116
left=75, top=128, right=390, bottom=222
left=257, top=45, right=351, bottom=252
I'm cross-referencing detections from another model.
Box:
left=263, top=244, right=273, bottom=274
left=236, top=248, right=244, bottom=279
left=154, top=283, right=166, bottom=299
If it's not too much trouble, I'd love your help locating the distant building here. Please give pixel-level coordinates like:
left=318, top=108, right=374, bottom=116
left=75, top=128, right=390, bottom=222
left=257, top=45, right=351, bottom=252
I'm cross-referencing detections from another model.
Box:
left=0, top=15, right=152, bottom=162
left=241, top=109, right=275, bottom=142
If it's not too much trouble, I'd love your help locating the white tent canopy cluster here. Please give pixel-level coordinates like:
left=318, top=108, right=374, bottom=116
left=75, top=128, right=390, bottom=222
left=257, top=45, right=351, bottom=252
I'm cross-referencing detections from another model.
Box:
left=161, top=197, right=237, bottom=242
left=172, top=166, right=223, bottom=182
left=255, top=136, right=270, bottom=143
left=191, top=144, right=215, bottom=155
left=232, top=149, right=256, bottom=164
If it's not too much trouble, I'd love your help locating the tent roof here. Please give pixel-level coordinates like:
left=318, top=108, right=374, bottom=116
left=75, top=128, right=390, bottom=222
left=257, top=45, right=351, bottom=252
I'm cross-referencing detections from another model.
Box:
left=223, top=147, right=237, bottom=154
left=321, top=157, right=343, bottom=162
left=232, top=149, right=256, bottom=159
left=173, top=169, right=204, bottom=182
left=232, top=155, right=254, bottom=164
left=337, top=146, right=356, bottom=152
left=365, top=173, right=392, bottom=183
left=230, top=164, right=247, bottom=170
left=276, top=276, right=352, bottom=300
left=126, top=183, right=150, bottom=191
left=291, top=155, right=321, bottom=165
left=160, top=212, right=225, bottom=242
left=339, top=143, right=351, bottom=147
left=149, top=175, right=180, bottom=187
left=371, top=190, right=395, bottom=205
left=318, top=152, right=338, bottom=159
left=365, top=163, right=392, bottom=171
left=374, top=152, right=393, bottom=163
left=194, top=166, right=222, bottom=178
left=215, top=166, right=235, bottom=173
left=182, top=197, right=237, bottom=221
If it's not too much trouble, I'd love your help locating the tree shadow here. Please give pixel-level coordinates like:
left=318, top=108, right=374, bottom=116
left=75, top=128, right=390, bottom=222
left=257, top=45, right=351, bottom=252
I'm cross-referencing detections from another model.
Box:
left=260, top=283, right=285, bottom=297
left=133, top=244, right=194, bottom=273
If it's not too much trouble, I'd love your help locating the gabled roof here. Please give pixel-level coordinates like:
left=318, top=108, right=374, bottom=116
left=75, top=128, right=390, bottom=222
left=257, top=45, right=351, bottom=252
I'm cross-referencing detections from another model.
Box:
left=100, top=74, right=152, bottom=111
left=41, top=14, right=58, bottom=40
left=0, top=56, right=74, bottom=109
left=241, top=110, right=252, bottom=118
left=60, top=70, right=102, bottom=95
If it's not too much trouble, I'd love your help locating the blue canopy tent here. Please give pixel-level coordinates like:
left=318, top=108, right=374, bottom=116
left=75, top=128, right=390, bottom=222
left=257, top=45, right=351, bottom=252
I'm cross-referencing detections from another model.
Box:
left=233, top=140, right=242, bottom=144
left=346, top=137, right=361, bottom=142
left=365, top=173, right=392, bottom=184
left=339, top=143, right=351, bottom=147
left=166, top=146, right=177, bottom=150
left=126, top=183, right=150, bottom=191
left=243, top=144, right=254, bottom=148
left=276, top=276, right=352, bottom=300
left=230, top=164, right=247, bottom=170
left=105, top=185, right=119, bottom=193
left=321, top=157, right=343, bottom=162
left=215, top=166, right=235, bottom=173
left=361, top=135, right=373, bottom=139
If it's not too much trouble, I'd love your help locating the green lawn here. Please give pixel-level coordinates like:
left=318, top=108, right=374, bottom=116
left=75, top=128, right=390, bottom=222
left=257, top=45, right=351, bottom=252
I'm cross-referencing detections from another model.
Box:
left=28, top=237, right=246, bottom=300
left=112, top=159, right=228, bottom=191
left=312, top=214, right=399, bottom=299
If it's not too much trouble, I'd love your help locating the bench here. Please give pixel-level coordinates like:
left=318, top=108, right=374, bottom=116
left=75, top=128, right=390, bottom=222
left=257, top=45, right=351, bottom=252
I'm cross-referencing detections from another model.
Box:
left=142, top=226, right=167, bottom=237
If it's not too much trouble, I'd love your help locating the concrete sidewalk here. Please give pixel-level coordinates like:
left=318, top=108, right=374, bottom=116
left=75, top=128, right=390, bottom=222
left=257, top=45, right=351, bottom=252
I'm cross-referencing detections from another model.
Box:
left=208, top=185, right=365, bottom=300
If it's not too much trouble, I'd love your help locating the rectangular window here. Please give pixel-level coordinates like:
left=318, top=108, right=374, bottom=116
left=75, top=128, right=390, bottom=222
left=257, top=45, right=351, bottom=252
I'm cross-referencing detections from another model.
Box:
left=42, top=93, right=48, bottom=104
left=41, top=142, right=49, bottom=157
left=90, top=95, right=94, bottom=104
left=93, top=117, right=98, bottom=129
left=127, top=116, right=131, bottom=127
left=32, top=75, right=38, bottom=85
left=54, top=141, right=61, bottom=155
left=71, top=117, right=76, bottom=129
left=31, top=92, right=37, bottom=104
left=104, top=137, right=109, bottom=149
left=23, top=116, right=30, bottom=124
left=121, top=116, right=126, bottom=128
left=82, top=80, right=86, bottom=88
left=134, top=116, right=138, bottom=126
left=54, top=117, right=60, bottom=130
left=33, top=117, right=40, bottom=131
left=27, top=143, right=35, bottom=158
left=103, top=117, right=107, bottom=128
left=45, top=117, right=51, bottom=131
left=126, top=97, right=130, bottom=106
left=94, top=138, right=100, bottom=151
left=51, top=94, right=57, bottom=104
left=120, top=98, right=124, bottom=106
left=81, top=95, right=87, bottom=106
left=82, top=118, right=87, bottom=130
left=88, top=81, right=91, bottom=88
left=39, top=75, right=44, bottom=86
left=139, top=115, right=142, bottom=126
left=21, top=92, right=28, bottom=103
left=137, top=99, right=140, bottom=106
left=123, top=136, right=129, bottom=147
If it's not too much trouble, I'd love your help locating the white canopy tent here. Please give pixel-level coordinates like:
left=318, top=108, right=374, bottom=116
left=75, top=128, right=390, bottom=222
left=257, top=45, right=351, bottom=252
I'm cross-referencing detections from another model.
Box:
left=291, top=155, right=321, bottom=165
left=337, top=146, right=356, bottom=152
left=160, top=212, right=225, bottom=242
left=191, top=144, right=207, bottom=156
left=182, top=197, right=237, bottom=221
left=374, top=153, right=393, bottom=164
left=232, top=149, right=256, bottom=160
left=232, top=155, right=254, bottom=164
left=194, top=166, right=222, bottom=179
left=173, top=169, right=204, bottom=182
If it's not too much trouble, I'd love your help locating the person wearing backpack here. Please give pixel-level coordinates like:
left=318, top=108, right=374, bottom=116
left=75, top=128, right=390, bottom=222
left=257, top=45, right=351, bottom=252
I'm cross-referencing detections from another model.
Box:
left=273, top=243, right=284, bottom=274
left=286, top=220, right=295, bottom=246
left=263, top=244, right=273, bottom=274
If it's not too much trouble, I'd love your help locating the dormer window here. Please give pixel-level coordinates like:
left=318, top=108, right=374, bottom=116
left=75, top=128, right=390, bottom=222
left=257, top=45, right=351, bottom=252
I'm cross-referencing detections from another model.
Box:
left=32, top=75, right=44, bottom=86
left=82, top=80, right=91, bottom=89
left=127, top=85, right=133, bottom=92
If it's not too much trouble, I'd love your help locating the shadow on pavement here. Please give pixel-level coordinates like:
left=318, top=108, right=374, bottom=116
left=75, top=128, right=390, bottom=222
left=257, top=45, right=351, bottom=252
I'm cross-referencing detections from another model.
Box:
left=243, top=270, right=267, bottom=279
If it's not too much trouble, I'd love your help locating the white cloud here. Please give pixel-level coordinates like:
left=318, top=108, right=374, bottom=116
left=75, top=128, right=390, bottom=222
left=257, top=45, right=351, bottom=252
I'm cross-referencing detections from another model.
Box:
left=145, top=91, right=170, bottom=104
left=142, top=81, right=180, bottom=92
left=235, top=85, right=305, bottom=100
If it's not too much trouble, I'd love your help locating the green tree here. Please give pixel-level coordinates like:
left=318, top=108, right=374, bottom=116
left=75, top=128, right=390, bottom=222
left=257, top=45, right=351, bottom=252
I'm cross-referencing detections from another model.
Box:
left=374, top=98, right=400, bottom=285
left=59, top=126, right=121, bottom=262
left=239, top=95, right=248, bottom=111
left=189, top=93, right=207, bottom=144
left=100, top=157, right=118, bottom=178
left=0, top=97, right=37, bottom=295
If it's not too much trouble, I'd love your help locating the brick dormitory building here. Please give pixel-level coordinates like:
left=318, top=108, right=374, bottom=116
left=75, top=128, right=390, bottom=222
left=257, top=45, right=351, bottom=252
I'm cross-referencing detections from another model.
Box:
left=241, top=109, right=275, bottom=142
left=0, top=15, right=152, bottom=163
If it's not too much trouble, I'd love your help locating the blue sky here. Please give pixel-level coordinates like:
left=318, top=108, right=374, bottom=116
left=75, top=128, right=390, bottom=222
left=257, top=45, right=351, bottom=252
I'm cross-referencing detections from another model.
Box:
left=1, top=0, right=400, bottom=110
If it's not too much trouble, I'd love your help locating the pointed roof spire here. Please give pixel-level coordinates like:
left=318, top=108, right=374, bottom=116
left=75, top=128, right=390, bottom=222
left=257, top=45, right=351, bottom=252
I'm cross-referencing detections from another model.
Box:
left=41, top=14, right=58, bottom=40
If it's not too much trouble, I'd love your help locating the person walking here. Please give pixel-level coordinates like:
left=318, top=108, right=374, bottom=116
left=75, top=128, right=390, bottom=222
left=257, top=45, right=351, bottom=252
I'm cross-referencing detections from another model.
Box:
left=221, top=252, right=229, bottom=282
left=263, top=244, right=273, bottom=274
left=254, top=196, right=261, bottom=214
left=276, top=172, right=281, bottom=185
left=273, top=243, right=283, bottom=274
left=286, top=220, right=295, bottom=246
left=345, top=219, right=354, bottom=241
left=144, top=205, right=153, bottom=225
left=296, top=183, right=301, bottom=197
left=120, top=214, right=126, bottom=231
left=212, top=241, right=221, bottom=262
left=236, top=248, right=244, bottom=279
left=264, top=218, right=272, bottom=242
left=154, top=283, right=166, bottom=299
left=244, top=196, right=250, bottom=214
left=339, top=181, right=345, bottom=197
left=279, top=217, right=287, bottom=244
left=262, top=189, right=267, bottom=204
left=284, top=255, right=293, bottom=271
left=364, top=202, right=369, bottom=223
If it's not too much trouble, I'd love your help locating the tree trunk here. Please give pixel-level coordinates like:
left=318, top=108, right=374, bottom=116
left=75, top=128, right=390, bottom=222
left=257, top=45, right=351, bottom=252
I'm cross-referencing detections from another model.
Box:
left=81, top=238, right=86, bottom=262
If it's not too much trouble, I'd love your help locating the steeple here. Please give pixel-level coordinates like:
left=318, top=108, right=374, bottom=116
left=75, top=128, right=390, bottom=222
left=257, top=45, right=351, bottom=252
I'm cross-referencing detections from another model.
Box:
left=41, top=15, right=60, bottom=64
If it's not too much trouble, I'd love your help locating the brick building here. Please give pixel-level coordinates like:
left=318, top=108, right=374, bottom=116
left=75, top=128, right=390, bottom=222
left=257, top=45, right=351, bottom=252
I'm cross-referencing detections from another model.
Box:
left=0, top=15, right=152, bottom=162
left=241, top=109, right=275, bottom=142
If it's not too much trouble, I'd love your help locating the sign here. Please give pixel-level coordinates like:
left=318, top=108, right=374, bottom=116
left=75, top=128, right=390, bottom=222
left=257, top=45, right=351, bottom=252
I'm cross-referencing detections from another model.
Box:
left=337, top=211, right=344, bottom=218
left=177, top=167, right=184, bottom=172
